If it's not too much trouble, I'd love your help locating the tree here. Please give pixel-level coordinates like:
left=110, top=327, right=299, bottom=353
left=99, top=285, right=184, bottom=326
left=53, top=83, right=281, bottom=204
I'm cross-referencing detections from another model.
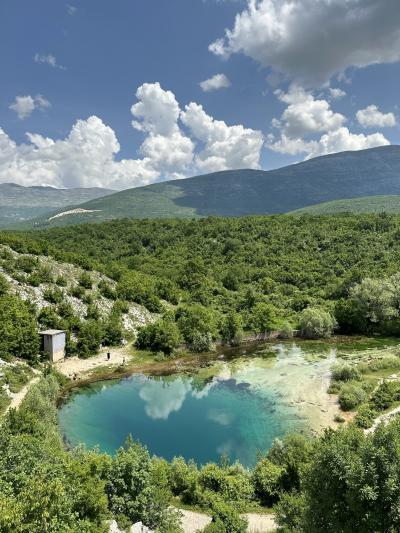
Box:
left=221, top=312, right=243, bottom=346
left=176, top=304, right=217, bottom=351
left=77, top=320, right=104, bottom=357
left=204, top=498, right=247, bottom=533
left=249, top=302, right=279, bottom=334
left=252, top=459, right=283, bottom=505
left=299, top=307, right=336, bottom=339
left=102, top=315, right=124, bottom=347
left=136, top=320, right=182, bottom=355
left=350, top=277, right=398, bottom=326
left=300, top=422, right=400, bottom=533
left=0, top=295, right=39, bottom=361
left=106, top=437, right=178, bottom=530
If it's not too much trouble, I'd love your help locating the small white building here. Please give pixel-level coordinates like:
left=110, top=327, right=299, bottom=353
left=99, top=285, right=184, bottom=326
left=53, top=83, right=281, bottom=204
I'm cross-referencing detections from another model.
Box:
left=40, top=330, right=66, bottom=362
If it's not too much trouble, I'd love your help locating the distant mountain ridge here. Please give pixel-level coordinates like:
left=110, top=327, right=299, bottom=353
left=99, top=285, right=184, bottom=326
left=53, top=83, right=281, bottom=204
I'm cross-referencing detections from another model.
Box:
left=0, top=183, right=113, bottom=227
left=7, top=145, right=400, bottom=228
left=289, top=195, right=400, bottom=215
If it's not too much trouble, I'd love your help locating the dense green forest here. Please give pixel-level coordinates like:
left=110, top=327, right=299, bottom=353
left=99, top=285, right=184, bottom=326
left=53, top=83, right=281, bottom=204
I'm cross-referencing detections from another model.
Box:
left=3, top=213, right=400, bottom=354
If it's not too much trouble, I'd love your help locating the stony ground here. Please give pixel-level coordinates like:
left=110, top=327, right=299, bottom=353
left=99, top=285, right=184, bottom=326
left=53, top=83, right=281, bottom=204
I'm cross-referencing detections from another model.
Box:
left=0, top=244, right=153, bottom=335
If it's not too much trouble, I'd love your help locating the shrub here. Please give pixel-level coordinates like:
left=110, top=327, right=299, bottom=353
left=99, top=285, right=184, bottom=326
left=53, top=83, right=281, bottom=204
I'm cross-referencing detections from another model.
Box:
left=370, top=381, right=399, bottom=411
left=43, top=288, right=63, bottom=304
left=136, top=320, right=182, bottom=355
left=278, top=321, right=294, bottom=339
left=0, top=294, right=39, bottom=361
left=331, top=364, right=360, bottom=382
left=299, top=307, right=336, bottom=339
left=77, top=320, right=104, bottom=357
left=86, top=303, right=100, bottom=320
left=190, top=331, right=214, bottom=353
left=78, top=272, right=93, bottom=289
left=106, top=437, right=179, bottom=530
left=0, top=274, right=8, bottom=295
left=169, top=457, right=199, bottom=504
left=199, top=464, right=254, bottom=505
left=354, top=404, right=377, bottom=429
left=15, top=255, right=37, bottom=273
left=69, top=285, right=85, bottom=300
left=221, top=312, right=244, bottom=346
left=204, top=498, right=247, bottom=533
left=112, top=300, right=130, bottom=316
left=252, top=458, right=283, bottom=504
left=102, top=315, right=124, bottom=347
left=55, top=275, right=67, bottom=287
left=338, top=382, right=367, bottom=411
left=98, top=280, right=117, bottom=300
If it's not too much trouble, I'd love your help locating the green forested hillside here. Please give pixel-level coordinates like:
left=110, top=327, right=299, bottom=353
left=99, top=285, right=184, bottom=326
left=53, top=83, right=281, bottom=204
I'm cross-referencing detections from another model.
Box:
left=5, top=213, right=400, bottom=343
left=290, top=195, right=400, bottom=215
left=21, top=145, right=400, bottom=227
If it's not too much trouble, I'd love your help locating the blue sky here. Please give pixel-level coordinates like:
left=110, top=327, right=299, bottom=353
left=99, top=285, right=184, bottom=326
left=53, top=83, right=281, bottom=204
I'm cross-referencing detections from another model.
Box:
left=1, top=0, right=400, bottom=189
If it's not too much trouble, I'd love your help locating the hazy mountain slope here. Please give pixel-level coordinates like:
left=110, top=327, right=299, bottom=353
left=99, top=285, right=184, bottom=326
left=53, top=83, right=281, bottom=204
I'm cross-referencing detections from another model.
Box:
left=0, top=183, right=113, bottom=227
left=19, top=145, right=400, bottom=227
left=290, top=195, right=400, bottom=215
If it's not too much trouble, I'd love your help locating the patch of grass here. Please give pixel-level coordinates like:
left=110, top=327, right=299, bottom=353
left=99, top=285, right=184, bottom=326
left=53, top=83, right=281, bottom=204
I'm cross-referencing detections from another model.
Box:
left=3, top=365, right=33, bottom=393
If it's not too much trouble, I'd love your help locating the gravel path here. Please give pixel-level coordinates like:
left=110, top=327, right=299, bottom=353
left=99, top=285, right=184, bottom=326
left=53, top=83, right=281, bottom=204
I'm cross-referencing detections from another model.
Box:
left=5, top=375, right=40, bottom=414
left=180, top=510, right=212, bottom=533
left=179, top=509, right=276, bottom=533
left=55, top=346, right=131, bottom=379
left=365, top=404, right=400, bottom=434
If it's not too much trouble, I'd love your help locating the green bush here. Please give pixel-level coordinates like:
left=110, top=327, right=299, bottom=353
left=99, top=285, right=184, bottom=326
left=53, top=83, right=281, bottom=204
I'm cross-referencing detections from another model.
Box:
left=78, top=272, right=93, bottom=289
left=43, top=287, right=64, bottom=304
left=331, top=364, right=360, bottom=382
left=299, top=307, right=336, bottom=339
left=0, top=274, right=9, bottom=295
left=252, top=458, right=283, bottom=504
left=69, top=285, right=85, bottom=300
left=204, top=497, right=247, bottom=533
left=15, top=255, right=37, bottom=273
left=98, top=280, right=117, bottom=300
left=55, top=275, right=67, bottom=287
left=136, top=320, right=182, bottom=355
left=77, top=320, right=104, bottom=357
left=0, top=294, right=39, bottom=361
left=354, top=404, right=377, bottom=429
left=338, top=382, right=368, bottom=411
left=370, top=381, right=399, bottom=411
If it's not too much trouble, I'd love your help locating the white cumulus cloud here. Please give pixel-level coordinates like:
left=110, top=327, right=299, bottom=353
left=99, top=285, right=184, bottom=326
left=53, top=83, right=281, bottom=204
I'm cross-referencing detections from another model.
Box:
left=0, top=83, right=263, bottom=188
left=200, top=73, right=231, bottom=92
left=329, top=88, right=346, bottom=100
left=210, top=0, right=400, bottom=86
left=9, top=94, right=51, bottom=120
left=181, top=102, right=263, bottom=173
left=268, top=85, right=390, bottom=158
left=273, top=85, right=346, bottom=138
left=356, top=105, right=397, bottom=128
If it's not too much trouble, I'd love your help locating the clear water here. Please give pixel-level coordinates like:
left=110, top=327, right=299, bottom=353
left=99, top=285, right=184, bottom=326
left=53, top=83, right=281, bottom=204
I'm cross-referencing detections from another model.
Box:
left=58, top=343, right=338, bottom=467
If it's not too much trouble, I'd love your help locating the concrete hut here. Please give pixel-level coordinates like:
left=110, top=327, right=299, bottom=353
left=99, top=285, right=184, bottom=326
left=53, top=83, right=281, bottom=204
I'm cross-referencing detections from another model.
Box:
left=40, top=329, right=66, bottom=362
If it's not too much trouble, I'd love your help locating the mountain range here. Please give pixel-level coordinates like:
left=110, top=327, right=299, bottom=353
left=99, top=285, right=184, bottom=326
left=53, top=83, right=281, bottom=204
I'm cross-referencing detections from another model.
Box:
left=0, top=183, right=113, bottom=228
left=3, top=145, right=400, bottom=228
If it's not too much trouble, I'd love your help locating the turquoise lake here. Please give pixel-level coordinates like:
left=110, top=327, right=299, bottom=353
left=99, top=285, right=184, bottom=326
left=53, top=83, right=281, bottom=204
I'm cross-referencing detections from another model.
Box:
left=58, top=343, right=338, bottom=467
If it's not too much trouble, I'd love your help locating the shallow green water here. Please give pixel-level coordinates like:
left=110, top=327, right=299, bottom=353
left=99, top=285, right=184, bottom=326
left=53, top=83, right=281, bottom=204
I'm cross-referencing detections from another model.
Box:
left=59, top=342, right=338, bottom=467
